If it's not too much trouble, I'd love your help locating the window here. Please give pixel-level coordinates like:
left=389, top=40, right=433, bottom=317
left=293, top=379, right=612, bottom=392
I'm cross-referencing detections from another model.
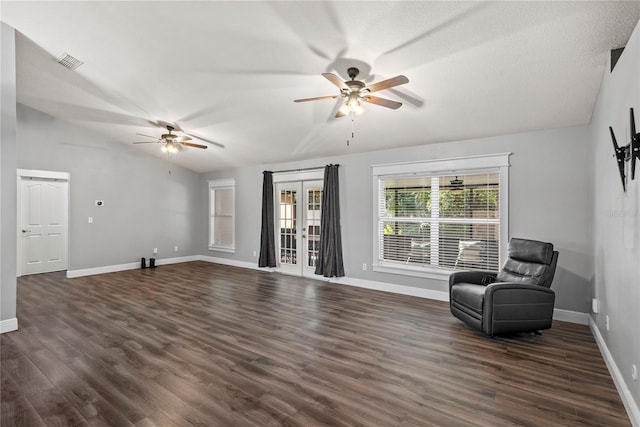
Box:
left=208, top=179, right=235, bottom=252
left=372, top=154, right=509, bottom=278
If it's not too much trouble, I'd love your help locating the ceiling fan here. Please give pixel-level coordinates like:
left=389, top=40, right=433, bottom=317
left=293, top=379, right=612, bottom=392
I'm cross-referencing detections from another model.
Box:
left=294, top=67, right=409, bottom=118
left=133, top=125, right=208, bottom=154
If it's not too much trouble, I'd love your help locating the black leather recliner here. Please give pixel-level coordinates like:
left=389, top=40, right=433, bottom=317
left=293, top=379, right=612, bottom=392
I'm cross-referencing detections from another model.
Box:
left=449, top=238, right=559, bottom=336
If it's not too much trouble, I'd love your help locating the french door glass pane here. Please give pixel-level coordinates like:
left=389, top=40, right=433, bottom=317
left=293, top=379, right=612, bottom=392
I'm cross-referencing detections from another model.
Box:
left=306, top=188, right=322, bottom=267
left=279, top=190, right=297, bottom=265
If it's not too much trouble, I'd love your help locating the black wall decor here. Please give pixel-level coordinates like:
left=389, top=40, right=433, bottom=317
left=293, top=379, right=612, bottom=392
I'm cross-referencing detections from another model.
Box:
left=630, top=107, right=640, bottom=179
left=609, top=107, right=640, bottom=192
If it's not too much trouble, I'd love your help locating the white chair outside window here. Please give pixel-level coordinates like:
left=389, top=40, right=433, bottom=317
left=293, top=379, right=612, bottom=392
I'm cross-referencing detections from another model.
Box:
left=454, top=240, right=482, bottom=268
left=406, top=239, right=430, bottom=264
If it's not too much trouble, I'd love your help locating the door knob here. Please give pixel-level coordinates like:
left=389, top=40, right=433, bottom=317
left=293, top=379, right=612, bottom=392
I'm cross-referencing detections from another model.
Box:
left=21, top=229, right=31, bottom=233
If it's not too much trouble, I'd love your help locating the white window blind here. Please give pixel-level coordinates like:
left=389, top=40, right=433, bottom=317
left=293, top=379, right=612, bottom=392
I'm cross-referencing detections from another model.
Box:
left=209, top=179, right=235, bottom=252
left=373, top=154, right=509, bottom=275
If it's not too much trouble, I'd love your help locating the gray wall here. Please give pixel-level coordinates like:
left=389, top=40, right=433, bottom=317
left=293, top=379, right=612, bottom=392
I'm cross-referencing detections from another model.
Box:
left=201, top=124, right=592, bottom=313
left=1, top=22, right=18, bottom=322
left=17, top=104, right=202, bottom=271
left=591, top=20, right=640, bottom=411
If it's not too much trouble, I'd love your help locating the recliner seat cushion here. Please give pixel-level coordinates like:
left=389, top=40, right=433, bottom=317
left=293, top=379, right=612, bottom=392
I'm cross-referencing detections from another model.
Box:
left=450, top=283, right=485, bottom=313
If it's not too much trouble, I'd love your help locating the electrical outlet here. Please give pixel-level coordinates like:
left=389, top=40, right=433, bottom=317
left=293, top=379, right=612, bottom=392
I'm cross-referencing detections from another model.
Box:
left=632, top=364, right=638, bottom=381
left=362, top=263, right=367, bottom=271
left=605, top=315, right=610, bottom=331
left=253, top=250, right=257, bottom=257
left=174, top=246, right=178, bottom=252
left=153, top=248, right=158, bottom=254
left=592, top=298, right=600, bottom=314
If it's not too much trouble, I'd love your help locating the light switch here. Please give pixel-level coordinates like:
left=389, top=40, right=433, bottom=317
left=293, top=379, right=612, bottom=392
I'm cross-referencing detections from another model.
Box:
left=88, top=217, right=93, bottom=224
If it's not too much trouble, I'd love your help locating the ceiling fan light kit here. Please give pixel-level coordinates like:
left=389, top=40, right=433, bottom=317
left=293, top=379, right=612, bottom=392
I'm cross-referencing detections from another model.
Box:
left=161, top=142, right=179, bottom=154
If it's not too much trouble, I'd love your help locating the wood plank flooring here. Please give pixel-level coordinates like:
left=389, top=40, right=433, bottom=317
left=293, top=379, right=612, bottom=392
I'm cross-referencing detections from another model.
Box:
left=1, top=261, right=630, bottom=426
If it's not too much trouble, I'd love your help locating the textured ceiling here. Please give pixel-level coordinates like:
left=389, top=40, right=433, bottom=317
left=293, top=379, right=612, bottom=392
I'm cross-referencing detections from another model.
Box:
left=2, top=1, right=639, bottom=172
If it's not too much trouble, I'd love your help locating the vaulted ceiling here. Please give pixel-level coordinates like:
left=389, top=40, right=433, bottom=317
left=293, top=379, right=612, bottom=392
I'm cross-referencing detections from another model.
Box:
left=2, top=1, right=639, bottom=172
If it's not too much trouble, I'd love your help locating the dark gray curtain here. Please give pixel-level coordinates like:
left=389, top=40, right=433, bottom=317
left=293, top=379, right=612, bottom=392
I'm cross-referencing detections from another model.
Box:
left=258, top=171, right=276, bottom=267
left=315, top=164, right=345, bottom=277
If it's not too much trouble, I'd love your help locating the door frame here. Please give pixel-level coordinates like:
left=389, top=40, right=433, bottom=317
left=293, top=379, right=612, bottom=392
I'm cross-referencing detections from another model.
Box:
left=16, top=169, right=70, bottom=277
left=273, top=170, right=324, bottom=278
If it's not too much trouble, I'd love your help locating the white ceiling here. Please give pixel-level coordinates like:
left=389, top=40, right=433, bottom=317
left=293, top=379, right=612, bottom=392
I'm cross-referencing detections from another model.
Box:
left=2, top=1, right=639, bottom=173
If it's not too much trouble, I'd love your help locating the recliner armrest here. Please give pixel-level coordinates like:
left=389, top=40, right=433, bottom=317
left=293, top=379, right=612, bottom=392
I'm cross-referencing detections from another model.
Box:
left=483, top=282, right=556, bottom=336
left=449, top=271, right=497, bottom=292
left=484, top=282, right=555, bottom=302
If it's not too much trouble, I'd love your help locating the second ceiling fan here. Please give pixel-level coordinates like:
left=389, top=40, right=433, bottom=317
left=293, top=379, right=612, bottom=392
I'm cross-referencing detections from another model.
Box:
left=294, top=67, right=409, bottom=118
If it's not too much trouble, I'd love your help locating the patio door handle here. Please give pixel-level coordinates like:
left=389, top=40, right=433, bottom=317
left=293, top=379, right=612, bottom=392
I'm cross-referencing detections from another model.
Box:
left=22, top=229, right=31, bottom=233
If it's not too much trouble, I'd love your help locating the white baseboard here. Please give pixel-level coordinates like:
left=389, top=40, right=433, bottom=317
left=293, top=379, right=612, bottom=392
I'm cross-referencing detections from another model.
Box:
left=66, top=255, right=200, bottom=278
left=329, top=276, right=450, bottom=301
left=198, top=255, right=270, bottom=271
left=156, top=255, right=200, bottom=266
left=590, top=318, right=640, bottom=426
left=0, top=318, right=18, bottom=334
left=553, top=308, right=590, bottom=325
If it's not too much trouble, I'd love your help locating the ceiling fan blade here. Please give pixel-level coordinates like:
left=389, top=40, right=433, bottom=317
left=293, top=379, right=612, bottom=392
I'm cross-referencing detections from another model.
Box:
left=181, top=142, right=208, bottom=149
left=366, top=75, right=409, bottom=93
left=175, top=135, right=192, bottom=142
left=183, top=132, right=225, bottom=148
left=136, top=133, right=158, bottom=139
left=294, top=95, right=340, bottom=103
left=322, top=73, right=349, bottom=91
left=363, top=95, right=403, bottom=109
left=132, top=141, right=158, bottom=144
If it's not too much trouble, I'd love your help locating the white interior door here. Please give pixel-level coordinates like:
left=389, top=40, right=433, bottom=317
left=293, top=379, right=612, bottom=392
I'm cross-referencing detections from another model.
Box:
left=19, top=175, right=69, bottom=275
left=276, top=180, right=323, bottom=277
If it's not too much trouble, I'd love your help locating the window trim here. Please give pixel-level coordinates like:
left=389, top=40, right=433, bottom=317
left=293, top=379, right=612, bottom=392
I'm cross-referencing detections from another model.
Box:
left=208, top=178, right=236, bottom=253
left=371, top=153, right=510, bottom=280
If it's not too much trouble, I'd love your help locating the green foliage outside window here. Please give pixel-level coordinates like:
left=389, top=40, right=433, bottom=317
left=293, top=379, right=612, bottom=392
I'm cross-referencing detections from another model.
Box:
left=383, top=186, right=498, bottom=235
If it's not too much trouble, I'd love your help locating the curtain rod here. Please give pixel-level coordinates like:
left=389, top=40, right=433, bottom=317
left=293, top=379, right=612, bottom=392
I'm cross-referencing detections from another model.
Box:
left=268, top=164, right=339, bottom=174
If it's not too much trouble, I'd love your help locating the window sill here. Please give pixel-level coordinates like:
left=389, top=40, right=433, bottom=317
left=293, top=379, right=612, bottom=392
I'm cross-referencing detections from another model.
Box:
left=208, top=246, right=236, bottom=254
left=372, top=263, right=452, bottom=281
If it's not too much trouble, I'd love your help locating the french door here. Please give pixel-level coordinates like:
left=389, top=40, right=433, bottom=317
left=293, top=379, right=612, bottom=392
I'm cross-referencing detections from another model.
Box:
left=276, top=180, right=323, bottom=277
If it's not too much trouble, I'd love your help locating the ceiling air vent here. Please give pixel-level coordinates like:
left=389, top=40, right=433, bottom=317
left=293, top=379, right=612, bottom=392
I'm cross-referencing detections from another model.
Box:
left=56, top=53, right=83, bottom=70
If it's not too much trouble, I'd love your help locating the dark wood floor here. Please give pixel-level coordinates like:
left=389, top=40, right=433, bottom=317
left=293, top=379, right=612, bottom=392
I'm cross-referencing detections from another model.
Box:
left=1, top=261, right=629, bottom=426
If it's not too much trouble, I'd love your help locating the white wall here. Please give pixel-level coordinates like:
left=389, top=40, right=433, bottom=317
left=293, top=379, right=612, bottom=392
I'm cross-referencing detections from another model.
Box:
left=1, top=22, right=18, bottom=329
left=17, top=104, right=202, bottom=272
left=591, top=20, right=640, bottom=416
left=201, top=124, right=592, bottom=313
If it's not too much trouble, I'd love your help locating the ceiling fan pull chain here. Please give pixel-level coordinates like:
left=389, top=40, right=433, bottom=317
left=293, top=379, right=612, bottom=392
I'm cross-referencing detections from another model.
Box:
left=347, top=113, right=356, bottom=146
left=351, top=114, right=357, bottom=145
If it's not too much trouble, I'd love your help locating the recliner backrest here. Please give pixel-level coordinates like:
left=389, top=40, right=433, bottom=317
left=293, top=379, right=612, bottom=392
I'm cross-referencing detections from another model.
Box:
left=495, top=238, right=558, bottom=288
